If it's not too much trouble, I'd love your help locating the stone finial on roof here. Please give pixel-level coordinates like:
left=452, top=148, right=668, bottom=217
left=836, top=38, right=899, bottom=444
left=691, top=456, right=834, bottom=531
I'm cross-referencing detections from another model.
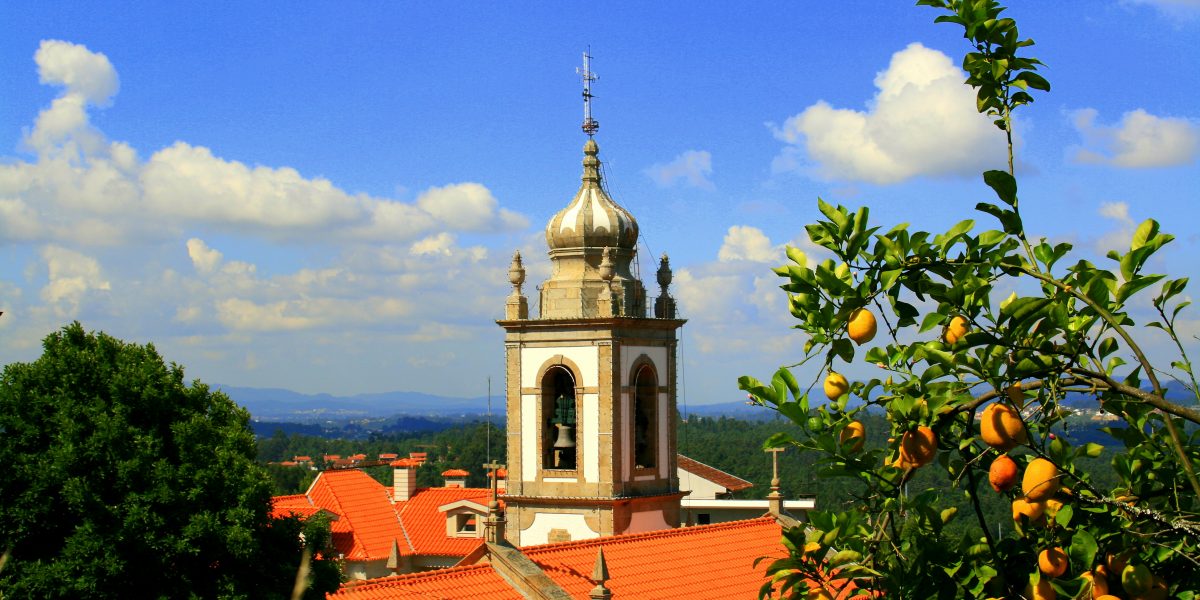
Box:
left=386, top=538, right=402, bottom=572
left=506, top=251, right=528, bottom=320
left=589, top=547, right=612, bottom=599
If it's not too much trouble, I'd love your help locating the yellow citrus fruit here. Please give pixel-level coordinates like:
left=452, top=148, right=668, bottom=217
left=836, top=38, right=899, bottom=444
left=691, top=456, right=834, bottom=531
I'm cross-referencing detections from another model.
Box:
left=824, top=372, right=849, bottom=401
left=988, top=454, right=1019, bottom=492
left=1039, top=547, right=1069, bottom=578
left=1011, top=497, right=1046, bottom=523
left=1122, top=564, right=1153, bottom=596
left=1139, top=575, right=1169, bottom=600
left=1044, top=498, right=1064, bottom=520
left=980, top=403, right=1028, bottom=450
left=895, top=426, right=936, bottom=468
left=1006, top=383, right=1027, bottom=409
left=1025, top=576, right=1057, bottom=600
left=847, top=307, right=877, bottom=345
left=1023, top=458, right=1061, bottom=502
left=806, top=585, right=833, bottom=600
left=840, top=421, right=866, bottom=453
left=943, top=315, right=969, bottom=345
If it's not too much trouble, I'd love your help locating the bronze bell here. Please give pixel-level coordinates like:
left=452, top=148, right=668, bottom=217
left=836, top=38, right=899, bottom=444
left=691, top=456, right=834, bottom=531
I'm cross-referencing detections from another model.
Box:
left=553, top=423, right=576, bottom=450
left=552, top=423, right=576, bottom=469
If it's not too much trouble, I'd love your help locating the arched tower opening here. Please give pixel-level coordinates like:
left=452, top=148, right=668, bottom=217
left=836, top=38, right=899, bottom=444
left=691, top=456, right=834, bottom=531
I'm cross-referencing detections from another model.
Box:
left=632, top=363, right=658, bottom=470
left=541, top=366, right=577, bottom=471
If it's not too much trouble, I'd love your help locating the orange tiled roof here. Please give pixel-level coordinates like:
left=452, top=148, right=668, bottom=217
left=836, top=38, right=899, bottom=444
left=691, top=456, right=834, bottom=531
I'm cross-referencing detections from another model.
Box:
left=522, top=516, right=787, bottom=599
left=294, top=455, right=313, bottom=462
left=396, top=487, right=492, bottom=557
left=389, top=458, right=420, bottom=468
left=441, top=469, right=469, bottom=477
left=331, top=564, right=521, bottom=599
left=270, top=494, right=331, bottom=520
left=378, top=453, right=398, bottom=460
left=306, top=470, right=407, bottom=561
left=328, top=516, right=843, bottom=600
left=678, top=454, right=753, bottom=493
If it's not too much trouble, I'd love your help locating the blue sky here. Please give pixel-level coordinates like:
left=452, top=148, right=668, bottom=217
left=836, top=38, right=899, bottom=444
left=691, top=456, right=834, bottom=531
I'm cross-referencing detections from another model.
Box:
left=2, top=1, right=1198, bottom=403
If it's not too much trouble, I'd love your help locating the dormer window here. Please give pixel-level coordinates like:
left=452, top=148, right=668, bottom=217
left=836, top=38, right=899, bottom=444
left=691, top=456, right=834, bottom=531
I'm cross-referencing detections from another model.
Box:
left=454, top=513, right=477, bottom=536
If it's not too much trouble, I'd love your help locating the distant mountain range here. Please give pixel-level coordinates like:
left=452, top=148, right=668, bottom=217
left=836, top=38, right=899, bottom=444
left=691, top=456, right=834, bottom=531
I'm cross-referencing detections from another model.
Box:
left=215, top=385, right=497, bottom=421
left=219, top=379, right=1192, bottom=423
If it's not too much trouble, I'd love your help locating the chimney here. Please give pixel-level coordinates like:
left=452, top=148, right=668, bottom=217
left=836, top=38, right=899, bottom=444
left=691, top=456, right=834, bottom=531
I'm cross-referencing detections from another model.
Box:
left=391, top=459, right=419, bottom=502
left=442, top=468, right=469, bottom=488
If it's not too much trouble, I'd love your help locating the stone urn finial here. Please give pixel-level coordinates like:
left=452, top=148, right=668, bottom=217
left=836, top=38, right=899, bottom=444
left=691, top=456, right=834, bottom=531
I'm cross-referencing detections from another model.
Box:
left=508, top=251, right=526, bottom=293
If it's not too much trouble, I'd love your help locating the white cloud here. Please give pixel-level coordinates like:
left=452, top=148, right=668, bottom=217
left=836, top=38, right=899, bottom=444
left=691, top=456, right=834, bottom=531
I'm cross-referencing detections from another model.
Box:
left=39, top=245, right=111, bottom=317
left=35, top=40, right=118, bottom=104
left=186, top=238, right=223, bottom=274
left=772, top=43, right=1007, bottom=184
left=2, top=40, right=530, bottom=249
left=1124, top=0, right=1200, bottom=19
left=415, top=183, right=528, bottom=232
left=1070, top=108, right=1199, bottom=168
left=1096, top=200, right=1137, bottom=254
left=717, top=225, right=781, bottom=263
left=644, top=150, right=714, bottom=190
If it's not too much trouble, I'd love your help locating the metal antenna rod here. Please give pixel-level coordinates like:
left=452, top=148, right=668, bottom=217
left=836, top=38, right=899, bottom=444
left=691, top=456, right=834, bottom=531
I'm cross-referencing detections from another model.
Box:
left=486, top=376, right=492, bottom=465
left=577, top=48, right=600, bottom=137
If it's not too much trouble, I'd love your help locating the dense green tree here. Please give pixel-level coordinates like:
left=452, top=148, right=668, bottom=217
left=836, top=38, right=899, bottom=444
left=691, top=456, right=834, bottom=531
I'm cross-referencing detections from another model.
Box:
left=0, top=323, right=340, bottom=599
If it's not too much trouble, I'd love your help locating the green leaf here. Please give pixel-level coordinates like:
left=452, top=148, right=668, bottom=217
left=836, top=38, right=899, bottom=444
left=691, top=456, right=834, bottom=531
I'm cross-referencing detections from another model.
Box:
left=982, top=170, right=1017, bottom=206
left=785, top=245, right=808, bottom=267
left=1013, top=70, right=1050, bottom=91
left=1068, top=529, right=1097, bottom=569
left=1131, top=218, right=1159, bottom=251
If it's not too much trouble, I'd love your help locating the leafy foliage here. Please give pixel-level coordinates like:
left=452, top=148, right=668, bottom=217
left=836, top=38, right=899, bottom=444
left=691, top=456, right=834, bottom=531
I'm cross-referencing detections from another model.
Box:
left=0, top=323, right=340, bottom=599
left=743, top=2, right=1200, bottom=598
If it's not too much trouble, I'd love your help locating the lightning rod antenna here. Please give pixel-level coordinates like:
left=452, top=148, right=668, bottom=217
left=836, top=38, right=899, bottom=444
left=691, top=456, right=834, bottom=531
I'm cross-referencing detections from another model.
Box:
left=577, top=48, right=600, bottom=137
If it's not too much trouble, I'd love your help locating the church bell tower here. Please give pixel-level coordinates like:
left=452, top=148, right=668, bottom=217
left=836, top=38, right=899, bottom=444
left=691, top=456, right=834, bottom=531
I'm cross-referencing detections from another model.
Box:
left=498, top=51, right=685, bottom=547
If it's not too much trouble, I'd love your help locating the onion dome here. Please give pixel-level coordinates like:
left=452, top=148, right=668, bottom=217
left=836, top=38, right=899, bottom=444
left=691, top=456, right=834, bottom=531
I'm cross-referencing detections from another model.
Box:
left=546, top=139, right=638, bottom=251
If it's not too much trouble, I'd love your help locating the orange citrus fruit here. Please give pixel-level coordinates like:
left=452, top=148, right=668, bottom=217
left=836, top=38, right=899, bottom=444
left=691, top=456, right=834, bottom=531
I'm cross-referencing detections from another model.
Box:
left=895, top=426, right=936, bottom=468
left=1039, top=547, right=1069, bottom=578
left=1012, top=497, right=1046, bottom=523
left=1025, top=576, right=1057, bottom=600
left=980, top=403, right=1028, bottom=450
left=988, top=454, right=1019, bottom=492
left=1023, top=458, right=1061, bottom=502
left=943, top=315, right=969, bottom=345
left=840, top=421, right=866, bottom=453
left=824, top=372, right=849, bottom=401
left=847, top=307, right=877, bottom=345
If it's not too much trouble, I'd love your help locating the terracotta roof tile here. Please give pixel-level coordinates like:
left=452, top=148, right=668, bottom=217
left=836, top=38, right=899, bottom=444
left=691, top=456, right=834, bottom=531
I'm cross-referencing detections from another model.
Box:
left=307, top=470, right=407, bottom=561
left=331, top=564, right=521, bottom=600
left=378, top=453, right=398, bottom=460
left=440, top=469, right=469, bottom=477
left=271, top=494, right=326, bottom=520
left=522, top=517, right=786, bottom=599
left=678, top=454, right=753, bottom=493
left=396, top=487, right=492, bottom=557
left=389, top=459, right=420, bottom=468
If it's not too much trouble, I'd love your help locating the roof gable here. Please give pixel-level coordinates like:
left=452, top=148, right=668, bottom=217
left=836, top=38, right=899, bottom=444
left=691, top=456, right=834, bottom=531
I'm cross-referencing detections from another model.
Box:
left=307, top=470, right=407, bottom=561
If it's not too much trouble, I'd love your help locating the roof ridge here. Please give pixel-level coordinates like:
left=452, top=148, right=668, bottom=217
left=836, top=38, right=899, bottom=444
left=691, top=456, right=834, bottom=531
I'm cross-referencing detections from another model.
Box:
left=522, top=516, right=777, bottom=553
left=341, top=563, right=496, bottom=589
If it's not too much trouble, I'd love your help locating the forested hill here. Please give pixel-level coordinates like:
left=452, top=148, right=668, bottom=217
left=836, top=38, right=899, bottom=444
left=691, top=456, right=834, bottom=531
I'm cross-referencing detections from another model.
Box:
left=260, top=412, right=1121, bottom=541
